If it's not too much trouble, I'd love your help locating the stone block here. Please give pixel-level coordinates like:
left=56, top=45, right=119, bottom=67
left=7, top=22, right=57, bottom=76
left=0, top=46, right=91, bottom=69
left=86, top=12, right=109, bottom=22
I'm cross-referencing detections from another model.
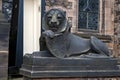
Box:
left=20, top=52, right=120, bottom=79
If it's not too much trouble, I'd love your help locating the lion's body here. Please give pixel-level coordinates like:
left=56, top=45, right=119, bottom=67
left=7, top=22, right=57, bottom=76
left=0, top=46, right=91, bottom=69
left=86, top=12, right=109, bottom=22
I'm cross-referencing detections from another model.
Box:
left=45, top=33, right=91, bottom=58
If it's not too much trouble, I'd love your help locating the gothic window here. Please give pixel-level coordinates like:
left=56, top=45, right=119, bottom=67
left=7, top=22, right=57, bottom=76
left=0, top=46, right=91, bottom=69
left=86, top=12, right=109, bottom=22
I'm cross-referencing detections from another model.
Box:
left=78, top=0, right=99, bottom=31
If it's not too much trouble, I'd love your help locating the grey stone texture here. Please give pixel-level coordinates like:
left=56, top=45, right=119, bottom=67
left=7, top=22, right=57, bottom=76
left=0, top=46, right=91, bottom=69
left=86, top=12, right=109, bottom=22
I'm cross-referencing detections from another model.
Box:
left=20, top=52, right=120, bottom=79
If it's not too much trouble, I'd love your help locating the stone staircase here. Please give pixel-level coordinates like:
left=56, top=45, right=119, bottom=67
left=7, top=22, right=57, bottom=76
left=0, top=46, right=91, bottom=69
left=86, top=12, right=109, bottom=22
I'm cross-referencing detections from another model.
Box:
left=0, top=11, right=10, bottom=51
left=0, top=11, right=10, bottom=79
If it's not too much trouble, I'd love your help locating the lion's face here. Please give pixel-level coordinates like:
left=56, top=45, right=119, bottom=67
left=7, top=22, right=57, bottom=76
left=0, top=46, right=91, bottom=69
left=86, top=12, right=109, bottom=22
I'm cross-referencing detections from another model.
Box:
left=45, top=9, right=66, bottom=32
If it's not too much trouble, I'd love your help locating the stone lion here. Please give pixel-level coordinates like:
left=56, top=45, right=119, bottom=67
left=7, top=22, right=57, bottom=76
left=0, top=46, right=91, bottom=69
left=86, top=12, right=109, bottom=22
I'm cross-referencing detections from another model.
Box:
left=41, top=9, right=110, bottom=58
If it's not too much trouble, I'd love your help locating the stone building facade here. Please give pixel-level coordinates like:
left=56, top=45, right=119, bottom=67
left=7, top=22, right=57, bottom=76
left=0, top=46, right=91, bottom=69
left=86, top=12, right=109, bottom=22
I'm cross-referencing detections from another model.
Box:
left=114, top=0, right=120, bottom=59
left=45, top=0, right=120, bottom=59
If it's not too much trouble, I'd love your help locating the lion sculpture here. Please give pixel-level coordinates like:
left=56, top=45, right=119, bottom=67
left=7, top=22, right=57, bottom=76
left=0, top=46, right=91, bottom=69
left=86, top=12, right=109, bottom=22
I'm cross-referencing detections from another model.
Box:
left=41, top=9, right=110, bottom=58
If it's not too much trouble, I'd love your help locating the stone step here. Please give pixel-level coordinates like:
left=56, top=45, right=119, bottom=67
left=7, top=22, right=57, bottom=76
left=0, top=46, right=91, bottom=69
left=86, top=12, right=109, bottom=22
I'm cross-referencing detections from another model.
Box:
left=0, top=25, right=10, bottom=34
left=0, top=11, right=9, bottom=23
left=0, top=33, right=9, bottom=51
left=0, top=51, right=8, bottom=66
left=0, top=12, right=5, bottom=18
left=0, top=42, right=9, bottom=51
left=0, top=51, right=8, bottom=80
left=0, top=19, right=9, bottom=23
left=0, top=67, right=8, bottom=80
left=0, top=13, right=6, bottom=20
left=0, top=11, right=10, bottom=51
left=0, top=10, right=9, bottom=80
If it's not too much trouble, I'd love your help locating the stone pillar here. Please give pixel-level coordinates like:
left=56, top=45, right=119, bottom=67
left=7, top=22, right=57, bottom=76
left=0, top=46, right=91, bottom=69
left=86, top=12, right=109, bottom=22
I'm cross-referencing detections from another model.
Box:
left=104, top=0, right=114, bottom=35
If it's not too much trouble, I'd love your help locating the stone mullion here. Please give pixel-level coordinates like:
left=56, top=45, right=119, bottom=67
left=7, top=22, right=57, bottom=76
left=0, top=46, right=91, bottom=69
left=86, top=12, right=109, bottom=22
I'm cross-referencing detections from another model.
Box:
left=101, top=0, right=105, bottom=34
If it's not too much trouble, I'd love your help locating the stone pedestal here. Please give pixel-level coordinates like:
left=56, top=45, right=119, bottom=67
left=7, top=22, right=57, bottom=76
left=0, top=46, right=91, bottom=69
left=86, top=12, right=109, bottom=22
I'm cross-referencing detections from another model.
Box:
left=20, top=52, right=120, bottom=80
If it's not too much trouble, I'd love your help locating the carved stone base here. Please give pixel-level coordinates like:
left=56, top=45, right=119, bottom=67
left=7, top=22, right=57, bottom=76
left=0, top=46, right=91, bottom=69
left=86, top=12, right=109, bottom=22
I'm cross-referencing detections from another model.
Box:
left=20, top=52, right=120, bottom=79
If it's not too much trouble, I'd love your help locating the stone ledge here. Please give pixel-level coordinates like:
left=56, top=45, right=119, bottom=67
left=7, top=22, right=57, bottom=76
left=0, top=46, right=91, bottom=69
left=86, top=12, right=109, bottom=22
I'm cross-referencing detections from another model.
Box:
left=23, top=77, right=120, bottom=80
left=21, top=69, right=120, bottom=78
left=74, top=32, right=112, bottom=43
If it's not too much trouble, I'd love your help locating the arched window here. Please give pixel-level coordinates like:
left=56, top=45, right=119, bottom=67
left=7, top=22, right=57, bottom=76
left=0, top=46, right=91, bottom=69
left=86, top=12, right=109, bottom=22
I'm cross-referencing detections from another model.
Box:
left=78, top=0, right=99, bottom=31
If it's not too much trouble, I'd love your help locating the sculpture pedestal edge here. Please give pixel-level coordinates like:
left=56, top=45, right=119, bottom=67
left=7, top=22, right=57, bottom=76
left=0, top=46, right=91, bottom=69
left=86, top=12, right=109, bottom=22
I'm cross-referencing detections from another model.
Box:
left=20, top=52, right=120, bottom=79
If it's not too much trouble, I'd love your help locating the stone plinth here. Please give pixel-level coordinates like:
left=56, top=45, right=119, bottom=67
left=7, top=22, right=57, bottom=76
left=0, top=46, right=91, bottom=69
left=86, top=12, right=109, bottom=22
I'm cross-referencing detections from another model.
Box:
left=20, top=52, right=120, bottom=80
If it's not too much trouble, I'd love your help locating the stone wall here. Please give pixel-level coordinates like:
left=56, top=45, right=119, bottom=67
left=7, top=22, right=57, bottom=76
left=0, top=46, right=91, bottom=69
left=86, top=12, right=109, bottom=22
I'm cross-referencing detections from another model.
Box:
left=0, top=0, right=2, bottom=11
left=114, top=0, right=120, bottom=59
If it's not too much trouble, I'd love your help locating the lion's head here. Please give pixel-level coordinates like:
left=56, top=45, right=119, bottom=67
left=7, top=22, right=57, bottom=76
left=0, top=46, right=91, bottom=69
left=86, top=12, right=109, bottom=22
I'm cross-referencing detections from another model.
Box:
left=42, top=9, right=69, bottom=33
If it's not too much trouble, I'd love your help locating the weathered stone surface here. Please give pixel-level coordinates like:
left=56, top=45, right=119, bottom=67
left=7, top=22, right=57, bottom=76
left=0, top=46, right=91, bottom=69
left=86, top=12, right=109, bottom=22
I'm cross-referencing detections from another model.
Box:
left=0, top=11, right=9, bottom=80
left=114, top=0, right=120, bottom=59
left=0, top=12, right=10, bottom=51
left=20, top=52, right=120, bottom=78
left=0, top=52, right=8, bottom=80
